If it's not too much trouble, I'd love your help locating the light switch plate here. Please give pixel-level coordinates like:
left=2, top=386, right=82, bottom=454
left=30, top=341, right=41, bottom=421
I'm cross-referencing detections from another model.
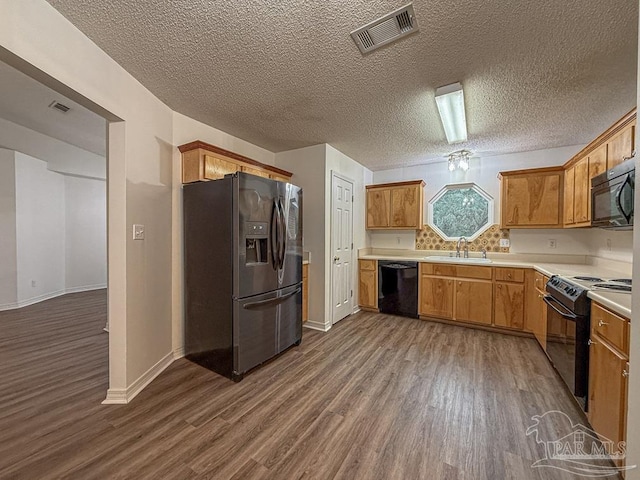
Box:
left=133, top=224, right=145, bottom=240
left=499, top=239, right=510, bottom=247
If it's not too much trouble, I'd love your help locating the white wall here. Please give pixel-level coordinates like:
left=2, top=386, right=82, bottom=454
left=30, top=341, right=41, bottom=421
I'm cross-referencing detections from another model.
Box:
left=0, top=149, right=17, bottom=307
left=0, top=116, right=105, bottom=179
left=14, top=152, right=66, bottom=304
left=275, top=144, right=327, bottom=330
left=325, top=145, right=373, bottom=326
left=0, top=0, right=177, bottom=397
left=65, top=175, right=107, bottom=291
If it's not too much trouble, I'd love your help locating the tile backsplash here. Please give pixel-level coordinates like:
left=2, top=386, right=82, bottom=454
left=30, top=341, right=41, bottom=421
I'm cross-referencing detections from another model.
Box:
left=416, top=224, right=510, bottom=252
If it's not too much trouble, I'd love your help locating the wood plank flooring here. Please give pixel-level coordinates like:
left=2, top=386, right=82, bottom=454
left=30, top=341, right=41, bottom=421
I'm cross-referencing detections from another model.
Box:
left=0, top=293, right=601, bottom=479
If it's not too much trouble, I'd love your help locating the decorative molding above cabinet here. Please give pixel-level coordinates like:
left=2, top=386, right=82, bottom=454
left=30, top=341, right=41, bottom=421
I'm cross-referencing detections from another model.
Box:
left=366, top=180, right=425, bottom=230
left=178, top=140, right=293, bottom=184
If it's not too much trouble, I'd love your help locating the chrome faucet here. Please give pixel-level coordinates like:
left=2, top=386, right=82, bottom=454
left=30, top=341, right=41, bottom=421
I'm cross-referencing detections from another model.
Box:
left=456, top=237, right=469, bottom=258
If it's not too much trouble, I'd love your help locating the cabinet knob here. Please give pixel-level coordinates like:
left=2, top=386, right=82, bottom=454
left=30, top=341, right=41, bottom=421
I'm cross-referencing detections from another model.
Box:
left=507, top=274, right=512, bottom=278
left=598, top=320, right=609, bottom=327
left=588, top=339, right=597, bottom=346
left=623, top=369, right=629, bottom=378
left=538, top=294, right=543, bottom=298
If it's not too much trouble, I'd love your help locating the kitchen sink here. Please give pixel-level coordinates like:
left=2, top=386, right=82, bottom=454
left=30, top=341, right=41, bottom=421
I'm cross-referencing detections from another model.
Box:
left=424, top=256, right=492, bottom=264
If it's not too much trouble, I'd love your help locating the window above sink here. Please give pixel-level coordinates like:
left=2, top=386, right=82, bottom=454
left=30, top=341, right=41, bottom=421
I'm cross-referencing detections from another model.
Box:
left=428, top=183, right=494, bottom=241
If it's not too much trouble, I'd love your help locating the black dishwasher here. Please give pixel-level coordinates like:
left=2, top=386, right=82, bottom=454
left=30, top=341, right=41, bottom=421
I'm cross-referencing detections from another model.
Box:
left=378, top=261, right=418, bottom=318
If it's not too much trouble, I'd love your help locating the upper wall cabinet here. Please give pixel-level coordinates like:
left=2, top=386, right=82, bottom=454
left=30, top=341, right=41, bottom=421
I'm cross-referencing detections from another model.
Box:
left=179, top=140, right=293, bottom=184
left=563, top=109, right=636, bottom=227
left=366, top=180, right=425, bottom=230
left=499, top=167, right=564, bottom=228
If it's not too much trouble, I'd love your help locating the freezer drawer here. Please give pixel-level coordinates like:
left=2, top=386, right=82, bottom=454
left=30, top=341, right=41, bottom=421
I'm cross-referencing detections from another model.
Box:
left=234, top=283, right=302, bottom=374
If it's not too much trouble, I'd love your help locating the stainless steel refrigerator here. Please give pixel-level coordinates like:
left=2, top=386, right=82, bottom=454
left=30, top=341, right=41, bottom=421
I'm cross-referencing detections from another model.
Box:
left=183, top=172, right=303, bottom=381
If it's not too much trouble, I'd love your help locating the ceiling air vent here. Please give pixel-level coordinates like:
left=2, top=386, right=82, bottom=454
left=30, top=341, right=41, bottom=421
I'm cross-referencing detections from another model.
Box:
left=350, top=3, right=418, bottom=54
left=48, top=100, right=71, bottom=113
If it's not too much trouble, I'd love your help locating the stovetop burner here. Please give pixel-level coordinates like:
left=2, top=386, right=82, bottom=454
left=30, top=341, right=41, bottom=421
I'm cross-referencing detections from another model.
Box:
left=573, top=276, right=604, bottom=282
left=610, top=278, right=632, bottom=285
left=593, top=283, right=632, bottom=292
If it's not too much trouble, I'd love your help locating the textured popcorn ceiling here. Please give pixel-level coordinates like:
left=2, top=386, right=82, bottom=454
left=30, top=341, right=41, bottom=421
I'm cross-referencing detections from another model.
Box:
left=46, top=0, right=638, bottom=170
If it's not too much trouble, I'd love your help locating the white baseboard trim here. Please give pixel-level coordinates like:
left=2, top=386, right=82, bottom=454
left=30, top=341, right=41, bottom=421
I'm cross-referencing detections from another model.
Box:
left=0, top=284, right=107, bottom=312
left=173, top=346, right=185, bottom=359
left=102, top=351, right=174, bottom=405
left=65, top=283, right=107, bottom=294
left=303, top=320, right=331, bottom=332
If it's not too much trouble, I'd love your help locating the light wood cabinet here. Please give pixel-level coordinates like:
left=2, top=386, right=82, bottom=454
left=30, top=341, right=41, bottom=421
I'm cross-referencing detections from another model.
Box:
left=366, top=181, right=425, bottom=230
left=179, top=140, right=293, bottom=184
left=573, top=157, right=589, bottom=224
left=563, top=166, right=574, bottom=225
left=494, top=283, right=524, bottom=329
left=366, top=189, right=391, bottom=228
left=607, top=121, right=635, bottom=170
left=419, top=263, right=493, bottom=325
left=525, top=270, right=548, bottom=350
left=358, top=259, right=378, bottom=310
left=302, top=263, right=309, bottom=322
left=588, top=302, right=630, bottom=460
left=499, top=167, right=563, bottom=228
left=419, top=277, right=454, bottom=318
left=455, top=279, right=493, bottom=325
left=589, top=143, right=607, bottom=181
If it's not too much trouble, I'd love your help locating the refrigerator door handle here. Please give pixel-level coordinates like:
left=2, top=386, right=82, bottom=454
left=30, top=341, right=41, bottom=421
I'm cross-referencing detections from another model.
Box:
left=270, top=200, right=279, bottom=270
left=278, top=199, right=286, bottom=269
left=242, top=288, right=301, bottom=310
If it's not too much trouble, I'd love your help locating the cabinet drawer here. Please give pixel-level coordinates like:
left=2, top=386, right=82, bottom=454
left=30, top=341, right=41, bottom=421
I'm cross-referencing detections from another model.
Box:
left=420, top=263, right=456, bottom=277
left=456, top=265, right=492, bottom=280
left=534, top=271, right=548, bottom=291
left=494, top=267, right=524, bottom=283
left=359, top=259, right=377, bottom=271
left=591, top=303, right=629, bottom=355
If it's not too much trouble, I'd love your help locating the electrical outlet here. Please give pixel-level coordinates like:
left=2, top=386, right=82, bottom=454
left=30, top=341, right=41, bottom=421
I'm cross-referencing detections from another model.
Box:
left=31, top=280, right=36, bottom=288
left=133, top=224, right=145, bottom=240
left=606, top=238, right=612, bottom=251
left=396, top=236, right=401, bottom=245
left=499, top=239, right=510, bottom=247
left=548, top=239, right=557, bottom=249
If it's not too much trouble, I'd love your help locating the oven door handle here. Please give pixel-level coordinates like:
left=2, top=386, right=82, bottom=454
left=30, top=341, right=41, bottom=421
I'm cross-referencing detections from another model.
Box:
left=543, top=295, right=578, bottom=320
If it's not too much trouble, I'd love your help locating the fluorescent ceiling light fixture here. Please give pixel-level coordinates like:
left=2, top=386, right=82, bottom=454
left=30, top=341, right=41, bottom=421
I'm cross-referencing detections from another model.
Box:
left=435, top=82, right=468, bottom=144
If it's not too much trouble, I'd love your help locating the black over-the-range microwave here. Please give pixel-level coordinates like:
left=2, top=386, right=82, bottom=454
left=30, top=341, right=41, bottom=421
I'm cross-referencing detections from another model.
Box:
left=591, top=153, right=635, bottom=230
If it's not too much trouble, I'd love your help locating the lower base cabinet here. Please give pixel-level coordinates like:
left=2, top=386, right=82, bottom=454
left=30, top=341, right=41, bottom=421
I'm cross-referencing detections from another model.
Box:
left=588, top=302, right=630, bottom=466
left=358, top=259, right=378, bottom=310
left=455, top=279, right=493, bottom=325
left=494, top=282, right=525, bottom=329
left=419, top=277, right=454, bottom=318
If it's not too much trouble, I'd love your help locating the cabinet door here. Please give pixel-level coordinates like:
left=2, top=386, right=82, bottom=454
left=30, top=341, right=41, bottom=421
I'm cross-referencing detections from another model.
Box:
left=588, top=336, right=628, bottom=448
left=204, top=154, right=238, bottom=180
left=419, top=276, right=453, bottom=319
left=366, top=189, right=390, bottom=228
left=502, top=172, right=561, bottom=227
left=494, top=283, right=525, bottom=330
left=390, top=185, right=421, bottom=228
left=358, top=269, right=377, bottom=309
left=454, top=280, right=492, bottom=325
left=533, top=290, right=548, bottom=351
left=573, top=157, right=589, bottom=223
left=563, top=166, right=574, bottom=225
left=589, top=144, right=607, bottom=179
left=607, top=123, right=635, bottom=169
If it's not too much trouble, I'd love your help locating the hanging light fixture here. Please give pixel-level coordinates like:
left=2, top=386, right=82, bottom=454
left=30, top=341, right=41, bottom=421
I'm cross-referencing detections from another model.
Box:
left=447, top=150, right=472, bottom=172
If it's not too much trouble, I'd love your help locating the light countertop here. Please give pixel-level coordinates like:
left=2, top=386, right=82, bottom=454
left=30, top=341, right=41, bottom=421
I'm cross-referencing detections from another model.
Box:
left=359, top=251, right=632, bottom=318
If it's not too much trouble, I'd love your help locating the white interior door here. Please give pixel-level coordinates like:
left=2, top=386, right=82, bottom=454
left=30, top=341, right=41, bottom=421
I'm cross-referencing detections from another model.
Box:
left=331, top=173, right=354, bottom=324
